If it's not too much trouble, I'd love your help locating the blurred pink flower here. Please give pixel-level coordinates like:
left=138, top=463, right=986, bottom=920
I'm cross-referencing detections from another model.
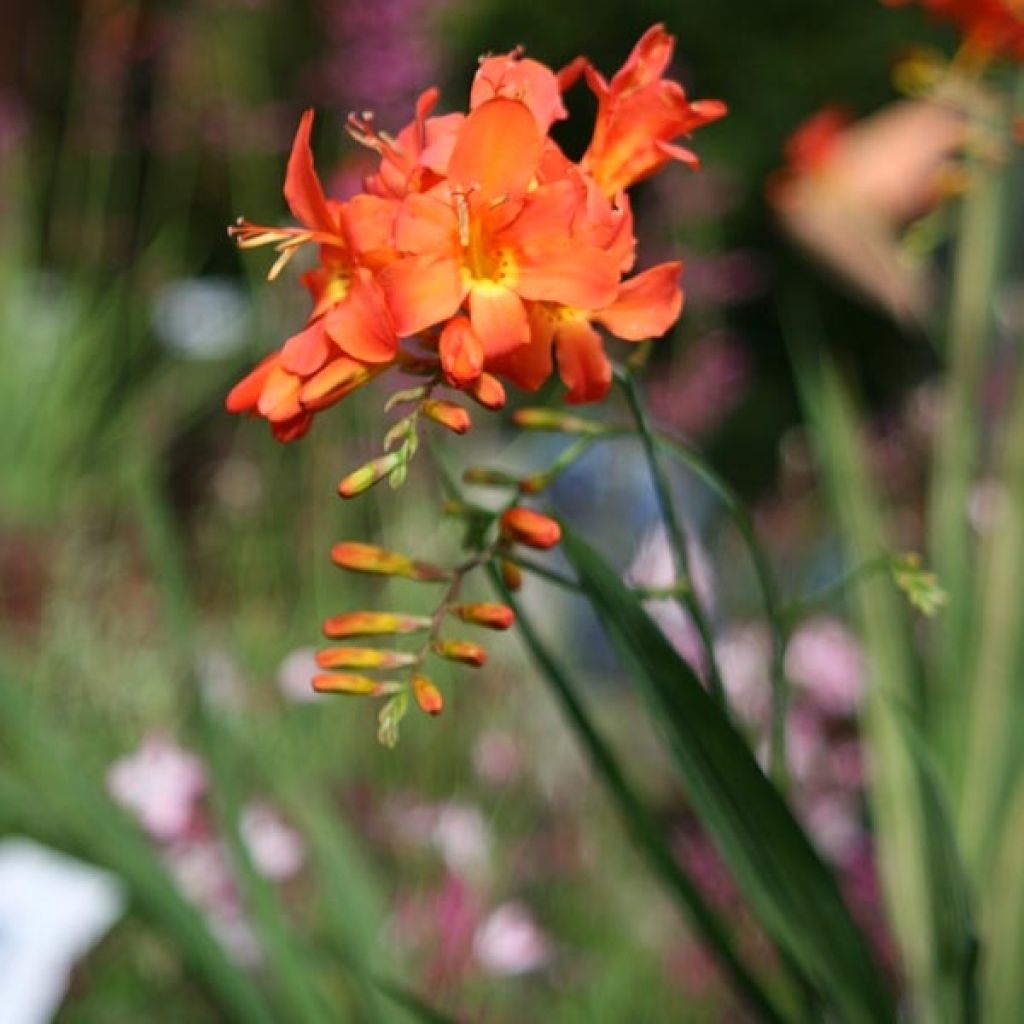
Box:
left=240, top=802, right=306, bottom=882
left=472, top=730, right=523, bottom=787
left=785, top=616, right=864, bottom=718
left=473, top=902, right=553, bottom=976
left=107, top=733, right=207, bottom=842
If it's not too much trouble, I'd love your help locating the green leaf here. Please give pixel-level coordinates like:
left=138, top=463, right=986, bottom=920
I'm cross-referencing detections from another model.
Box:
left=560, top=524, right=895, bottom=1024
left=794, top=348, right=963, bottom=1022
left=492, top=569, right=786, bottom=1024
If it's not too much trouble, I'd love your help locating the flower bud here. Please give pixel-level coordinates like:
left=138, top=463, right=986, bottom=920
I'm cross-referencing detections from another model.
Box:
left=338, top=453, right=403, bottom=498
left=316, top=647, right=417, bottom=670
left=500, top=507, right=562, bottom=550
left=422, top=400, right=472, bottom=435
left=468, top=373, right=506, bottom=411
left=500, top=559, right=523, bottom=591
left=313, top=674, right=403, bottom=697
left=331, top=543, right=450, bottom=582
left=511, top=408, right=606, bottom=436
left=412, top=673, right=444, bottom=716
left=454, top=603, right=516, bottom=630
left=299, top=357, right=372, bottom=411
left=432, top=639, right=488, bottom=667
left=322, top=612, right=432, bottom=639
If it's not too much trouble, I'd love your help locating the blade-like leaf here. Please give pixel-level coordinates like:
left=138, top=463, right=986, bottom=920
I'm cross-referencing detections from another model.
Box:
left=492, top=569, right=787, bottom=1024
left=796, top=349, right=968, bottom=1022
left=561, top=524, right=895, bottom=1024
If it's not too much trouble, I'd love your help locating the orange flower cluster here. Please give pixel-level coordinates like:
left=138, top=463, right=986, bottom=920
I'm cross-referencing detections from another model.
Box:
left=226, top=25, right=725, bottom=441
left=884, top=0, right=1024, bottom=60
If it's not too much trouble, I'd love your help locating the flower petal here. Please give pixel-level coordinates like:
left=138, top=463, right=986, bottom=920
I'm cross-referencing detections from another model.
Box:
left=487, top=305, right=554, bottom=391
left=226, top=352, right=278, bottom=413
left=448, top=98, right=543, bottom=200
left=379, top=254, right=467, bottom=337
left=257, top=365, right=304, bottom=422
left=514, top=245, right=619, bottom=310
left=439, top=316, right=484, bottom=387
left=595, top=261, right=683, bottom=340
left=554, top=318, right=612, bottom=404
left=323, top=270, right=398, bottom=364
left=394, top=188, right=458, bottom=255
left=469, top=283, right=530, bottom=359
left=284, top=110, right=339, bottom=235
left=280, top=320, right=331, bottom=376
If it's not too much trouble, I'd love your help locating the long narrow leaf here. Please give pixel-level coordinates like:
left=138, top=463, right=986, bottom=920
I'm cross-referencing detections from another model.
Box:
left=560, top=525, right=895, bottom=1024
left=492, top=570, right=787, bottom=1024
left=796, top=349, right=966, bottom=1022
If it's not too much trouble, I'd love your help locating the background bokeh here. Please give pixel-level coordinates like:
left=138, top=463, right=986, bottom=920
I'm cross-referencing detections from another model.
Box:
left=0, top=1, right=994, bottom=1020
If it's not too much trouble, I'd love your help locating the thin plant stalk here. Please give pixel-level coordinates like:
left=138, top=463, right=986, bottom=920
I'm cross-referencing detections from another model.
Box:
left=617, top=368, right=728, bottom=707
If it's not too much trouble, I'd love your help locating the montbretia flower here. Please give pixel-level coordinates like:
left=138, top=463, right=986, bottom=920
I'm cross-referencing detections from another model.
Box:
left=227, top=110, right=400, bottom=438
left=380, top=97, right=620, bottom=386
left=883, top=0, right=1024, bottom=62
left=574, top=24, right=727, bottom=198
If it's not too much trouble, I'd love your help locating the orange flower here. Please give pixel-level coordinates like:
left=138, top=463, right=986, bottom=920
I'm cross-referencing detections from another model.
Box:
left=379, top=98, right=620, bottom=386
left=490, top=261, right=684, bottom=403
left=227, top=111, right=400, bottom=436
left=883, top=0, right=1024, bottom=61
left=349, top=87, right=465, bottom=199
left=576, top=24, right=727, bottom=197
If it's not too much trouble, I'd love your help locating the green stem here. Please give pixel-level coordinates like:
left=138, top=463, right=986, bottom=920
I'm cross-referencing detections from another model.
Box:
left=650, top=431, right=791, bottom=785
left=618, top=370, right=728, bottom=708
left=927, top=96, right=1012, bottom=788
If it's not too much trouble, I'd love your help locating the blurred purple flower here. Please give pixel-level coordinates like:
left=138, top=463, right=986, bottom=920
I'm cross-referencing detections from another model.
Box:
left=307, top=0, right=449, bottom=128
left=277, top=647, right=327, bottom=703
left=647, top=330, right=750, bottom=439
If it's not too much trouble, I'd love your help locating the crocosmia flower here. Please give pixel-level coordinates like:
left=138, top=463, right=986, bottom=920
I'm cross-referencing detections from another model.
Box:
left=883, top=0, right=1024, bottom=61
left=227, top=24, right=725, bottom=435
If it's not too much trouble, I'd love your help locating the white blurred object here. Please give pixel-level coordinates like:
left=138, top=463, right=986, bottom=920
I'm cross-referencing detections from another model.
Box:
left=0, top=839, right=124, bottom=1024
left=277, top=648, right=327, bottom=704
left=151, top=277, right=249, bottom=360
left=473, top=902, right=552, bottom=976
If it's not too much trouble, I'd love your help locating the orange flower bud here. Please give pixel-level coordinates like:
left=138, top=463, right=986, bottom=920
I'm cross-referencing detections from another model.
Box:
left=313, top=674, right=403, bottom=697
left=500, top=559, right=523, bottom=591
left=338, top=453, right=403, bottom=498
left=500, top=507, right=562, bottom=549
left=412, top=673, right=444, bottom=715
left=322, top=612, right=432, bottom=639
left=331, top=543, right=450, bottom=581
left=454, top=603, right=516, bottom=630
left=511, top=408, right=606, bottom=436
left=316, top=647, right=417, bottom=670
left=422, top=399, right=472, bottom=435
left=432, top=639, right=488, bottom=667
left=468, top=373, right=506, bottom=411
